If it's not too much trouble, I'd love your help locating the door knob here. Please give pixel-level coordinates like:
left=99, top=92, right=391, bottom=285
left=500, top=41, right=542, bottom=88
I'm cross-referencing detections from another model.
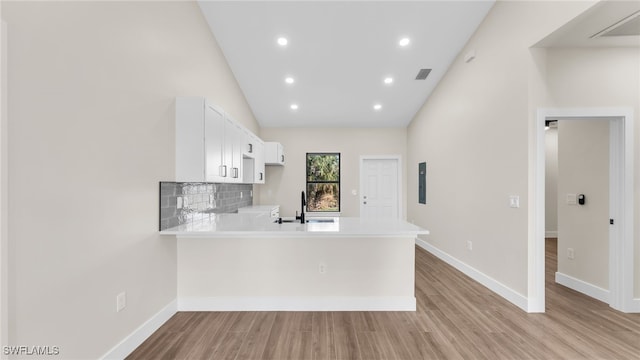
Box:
left=363, top=201, right=367, bottom=204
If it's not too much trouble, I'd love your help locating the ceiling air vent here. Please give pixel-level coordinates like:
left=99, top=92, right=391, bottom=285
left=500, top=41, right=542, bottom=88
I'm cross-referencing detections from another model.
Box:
left=415, top=68, right=432, bottom=80
left=591, top=10, right=640, bottom=38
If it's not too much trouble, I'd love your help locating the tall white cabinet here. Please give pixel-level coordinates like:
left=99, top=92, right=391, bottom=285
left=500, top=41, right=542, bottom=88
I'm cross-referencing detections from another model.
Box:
left=176, top=97, right=266, bottom=184
left=203, top=101, right=225, bottom=182
left=253, top=136, right=265, bottom=183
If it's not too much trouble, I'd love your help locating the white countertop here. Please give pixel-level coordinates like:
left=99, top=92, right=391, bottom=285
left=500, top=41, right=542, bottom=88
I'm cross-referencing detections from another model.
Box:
left=237, top=205, right=279, bottom=212
left=160, top=213, right=428, bottom=238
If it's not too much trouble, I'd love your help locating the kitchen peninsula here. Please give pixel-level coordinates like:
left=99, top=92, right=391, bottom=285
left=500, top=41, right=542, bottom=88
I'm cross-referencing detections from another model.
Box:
left=161, top=214, right=428, bottom=311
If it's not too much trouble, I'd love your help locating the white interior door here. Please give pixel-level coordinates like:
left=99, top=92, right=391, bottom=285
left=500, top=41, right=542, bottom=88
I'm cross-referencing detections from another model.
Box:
left=361, top=158, right=399, bottom=219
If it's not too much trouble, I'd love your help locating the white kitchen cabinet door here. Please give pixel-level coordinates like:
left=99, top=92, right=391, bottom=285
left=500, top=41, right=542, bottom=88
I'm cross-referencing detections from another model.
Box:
left=176, top=97, right=226, bottom=182
left=205, top=104, right=225, bottom=182
left=176, top=97, right=206, bottom=182
left=265, top=142, right=285, bottom=166
left=223, top=118, right=243, bottom=183
left=242, top=129, right=255, bottom=158
left=254, top=138, right=265, bottom=184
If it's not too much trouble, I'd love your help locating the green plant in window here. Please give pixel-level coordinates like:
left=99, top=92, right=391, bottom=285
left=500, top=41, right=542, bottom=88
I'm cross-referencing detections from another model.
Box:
left=306, top=153, right=340, bottom=212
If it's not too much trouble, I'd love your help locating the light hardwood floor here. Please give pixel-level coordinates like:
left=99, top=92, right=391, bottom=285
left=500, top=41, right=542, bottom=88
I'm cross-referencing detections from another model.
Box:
left=127, top=239, right=640, bottom=359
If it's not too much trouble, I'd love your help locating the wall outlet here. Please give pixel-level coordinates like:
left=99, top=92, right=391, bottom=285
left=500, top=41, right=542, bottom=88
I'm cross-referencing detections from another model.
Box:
left=240, top=192, right=243, bottom=199
left=467, top=241, right=473, bottom=251
left=116, top=292, right=126, bottom=312
left=319, top=263, right=326, bottom=274
left=567, top=248, right=575, bottom=260
left=176, top=196, right=183, bottom=209
left=566, top=194, right=577, bottom=205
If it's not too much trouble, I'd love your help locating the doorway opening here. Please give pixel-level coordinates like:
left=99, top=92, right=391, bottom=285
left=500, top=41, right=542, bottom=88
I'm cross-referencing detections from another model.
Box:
left=359, top=156, right=402, bottom=219
left=532, top=108, right=635, bottom=313
left=545, top=118, right=611, bottom=304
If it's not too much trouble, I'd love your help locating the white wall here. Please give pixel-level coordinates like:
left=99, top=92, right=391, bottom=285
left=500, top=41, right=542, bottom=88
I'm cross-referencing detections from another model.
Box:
left=406, top=1, right=594, bottom=299
left=557, top=120, right=609, bottom=291
left=1, top=18, right=8, bottom=356
left=257, top=128, right=407, bottom=218
left=545, top=127, right=558, bottom=236
left=542, top=47, right=640, bottom=297
left=2, top=1, right=257, bottom=358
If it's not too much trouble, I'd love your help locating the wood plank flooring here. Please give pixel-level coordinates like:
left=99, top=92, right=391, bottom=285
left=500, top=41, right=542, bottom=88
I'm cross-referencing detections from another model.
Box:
left=127, top=239, right=640, bottom=359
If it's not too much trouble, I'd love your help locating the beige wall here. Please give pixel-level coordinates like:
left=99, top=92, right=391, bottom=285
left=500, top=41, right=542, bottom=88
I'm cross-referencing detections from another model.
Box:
left=542, top=47, right=640, bottom=297
left=257, top=128, right=407, bottom=218
left=406, top=1, right=593, bottom=297
left=178, top=236, right=415, bottom=300
left=2, top=1, right=256, bottom=358
left=557, top=120, right=609, bottom=290
left=545, top=127, right=558, bottom=235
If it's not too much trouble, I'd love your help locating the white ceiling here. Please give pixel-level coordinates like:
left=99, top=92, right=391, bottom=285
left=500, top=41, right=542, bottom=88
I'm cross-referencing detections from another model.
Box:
left=535, top=0, right=640, bottom=48
left=198, top=1, right=494, bottom=128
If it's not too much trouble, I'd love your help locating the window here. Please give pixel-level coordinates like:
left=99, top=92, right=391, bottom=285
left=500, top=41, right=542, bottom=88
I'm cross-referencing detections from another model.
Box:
left=306, top=153, right=340, bottom=212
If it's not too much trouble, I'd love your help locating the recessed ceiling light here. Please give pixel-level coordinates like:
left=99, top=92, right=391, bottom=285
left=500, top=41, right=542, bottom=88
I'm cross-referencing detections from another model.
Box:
left=399, top=38, right=410, bottom=47
left=277, top=37, right=288, bottom=46
left=373, top=104, right=382, bottom=111
left=290, top=104, right=299, bottom=110
left=285, top=77, right=295, bottom=84
left=384, top=77, right=393, bottom=85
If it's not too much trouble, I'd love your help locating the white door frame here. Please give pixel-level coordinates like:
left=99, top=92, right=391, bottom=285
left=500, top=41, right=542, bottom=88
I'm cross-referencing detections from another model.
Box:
left=531, top=107, right=635, bottom=313
left=359, top=156, right=403, bottom=219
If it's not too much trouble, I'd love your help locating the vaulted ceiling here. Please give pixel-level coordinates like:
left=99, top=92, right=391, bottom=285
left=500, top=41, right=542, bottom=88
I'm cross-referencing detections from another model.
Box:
left=198, top=1, right=494, bottom=128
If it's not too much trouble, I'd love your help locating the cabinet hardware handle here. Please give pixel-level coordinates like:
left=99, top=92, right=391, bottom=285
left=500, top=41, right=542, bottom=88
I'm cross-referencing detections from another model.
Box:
left=248, top=143, right=253, bottom=153
left=259, top=172, right=263, bottom=180
left=220, top=165, right=227, bottom=177
left=281, top=155, right=284, bottom=163
left=233, top=167, right=239, bottom=178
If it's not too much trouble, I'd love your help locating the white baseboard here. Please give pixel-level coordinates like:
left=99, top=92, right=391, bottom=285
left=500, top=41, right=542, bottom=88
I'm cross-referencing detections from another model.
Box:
left=101, top=299, right=177, bottom=360
left=178, top=296, right=416, bottom=311
left=555, top=272, right=610, bottom=304
left=415, top=238, right=528, bottom=312
left=545, top=231, right=558, bottom=238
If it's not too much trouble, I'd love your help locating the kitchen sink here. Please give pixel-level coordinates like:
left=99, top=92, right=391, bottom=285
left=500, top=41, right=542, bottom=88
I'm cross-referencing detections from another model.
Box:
left=306, top=218, right=335, bottom=223
left=274, top=219, right=297, bottom=223
left=274, top=217, right=336, bottom=224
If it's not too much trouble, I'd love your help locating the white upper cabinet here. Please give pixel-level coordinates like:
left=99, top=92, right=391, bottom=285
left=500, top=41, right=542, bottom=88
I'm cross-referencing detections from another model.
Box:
left=176, top=97, right=267, bottom=184
left=253, top=137, right=265, bottom=183
left=242, top=129, right=256, bottom=157
left=265, top=142, right=285, bottom=166
left=223, top=117, right=244, bottom=182
left=176, top=97, right=225, bottom=182
left=204, top=103, right=226, bottom=182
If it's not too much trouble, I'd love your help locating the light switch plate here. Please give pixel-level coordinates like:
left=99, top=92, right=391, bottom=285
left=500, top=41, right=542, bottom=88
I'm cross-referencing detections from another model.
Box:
left=509, top=195, right=520, bottom=208
left=176, top=197, right=183, bottom=209
left=116, top=292, right=126, bottom=312
left=566, top=194, right=577, bottom=205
